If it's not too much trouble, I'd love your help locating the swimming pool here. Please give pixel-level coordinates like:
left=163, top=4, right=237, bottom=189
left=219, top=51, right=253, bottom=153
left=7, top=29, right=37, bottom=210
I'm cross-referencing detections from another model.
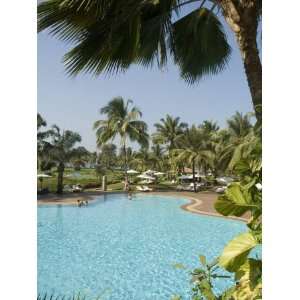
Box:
left=38, top=194, right=247, bottom=299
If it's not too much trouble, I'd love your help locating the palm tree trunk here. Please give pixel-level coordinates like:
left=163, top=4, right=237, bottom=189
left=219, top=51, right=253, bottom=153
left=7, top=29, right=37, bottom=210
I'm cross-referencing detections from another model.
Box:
left=57, top=162, right=65, bottom=194
left=123, top=143, right=128, bottom=190
left=192, top=159, right=196, bottom=193
left=221, top=1, right=261, bottom=121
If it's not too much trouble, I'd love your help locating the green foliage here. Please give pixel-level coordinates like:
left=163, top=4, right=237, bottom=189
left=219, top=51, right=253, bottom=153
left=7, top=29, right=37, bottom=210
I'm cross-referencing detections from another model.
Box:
left=93, top=97, right=149, bottom=189
left=37, top=0, right=231, bottom=83
left=190, top=256, right=230, bottom=300
left=219, top=233, right=258, bottom=272
left=186, top=133, right=262, bottom=300
left=98, top=143, right=117, bottom=170
left=153, top=115, right=187, bottom=150
left=215, top=184, right=257, bottom=217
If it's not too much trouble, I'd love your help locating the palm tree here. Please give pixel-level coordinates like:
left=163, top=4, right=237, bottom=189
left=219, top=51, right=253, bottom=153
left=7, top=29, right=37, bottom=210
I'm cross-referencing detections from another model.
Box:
left=206, top=134, right=232, bottom=177
left=153, top=115, right=187, bottom=151
left=49, top=125, right=83, bottom=193
left=37, top=113, right=54, bottom=171
left=173, top=126, right=210, bottom=192
left=200, top=120, right=220, bottom=134
left=131, top=147, right=153, bottom=172
left=227, top=111, right=253, bottom=138
left=206, top=113, right=254, bottom=175
left=93, top=97, right=149, bottom=188
left=150, top=144, right=166, bottom=171
left=37, top=0, right=261, bottom=120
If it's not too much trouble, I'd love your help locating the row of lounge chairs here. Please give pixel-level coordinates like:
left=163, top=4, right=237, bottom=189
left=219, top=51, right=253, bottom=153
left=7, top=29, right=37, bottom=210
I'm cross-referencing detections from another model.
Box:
left=176, top=182, right=205, bottom=192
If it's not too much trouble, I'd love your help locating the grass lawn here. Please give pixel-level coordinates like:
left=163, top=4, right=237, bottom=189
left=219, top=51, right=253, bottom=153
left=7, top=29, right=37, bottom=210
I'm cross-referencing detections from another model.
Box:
left=38, top=168, right=124, bottom=192
left=38, top=168, right=180, bottom=193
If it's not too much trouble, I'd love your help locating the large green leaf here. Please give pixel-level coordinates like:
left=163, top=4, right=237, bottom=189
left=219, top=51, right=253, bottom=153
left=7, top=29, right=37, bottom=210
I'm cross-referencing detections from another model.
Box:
left=232, top=259, right=262, bottom=300
left=219, top=232, right=258, bottom=272
left=214, top=183, right=256, bottom=216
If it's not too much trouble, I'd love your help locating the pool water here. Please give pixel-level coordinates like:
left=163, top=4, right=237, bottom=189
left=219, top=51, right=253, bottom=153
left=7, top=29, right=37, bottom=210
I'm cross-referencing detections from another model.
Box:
left=38, top=194, right=247, bottom=299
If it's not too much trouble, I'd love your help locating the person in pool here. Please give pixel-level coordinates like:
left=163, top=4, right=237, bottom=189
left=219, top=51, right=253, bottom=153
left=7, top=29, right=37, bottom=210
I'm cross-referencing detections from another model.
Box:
left=128, top=185, right=133, bottom=200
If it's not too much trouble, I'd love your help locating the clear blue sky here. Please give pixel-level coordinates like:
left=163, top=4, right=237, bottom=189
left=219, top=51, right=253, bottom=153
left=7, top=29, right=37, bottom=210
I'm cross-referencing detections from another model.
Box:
left=38, top=13, right=253, bottom=152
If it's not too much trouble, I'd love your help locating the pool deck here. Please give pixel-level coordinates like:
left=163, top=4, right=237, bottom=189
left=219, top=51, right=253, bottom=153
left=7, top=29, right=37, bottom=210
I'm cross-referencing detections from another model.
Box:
left=37, top=190, right=249, bottom=222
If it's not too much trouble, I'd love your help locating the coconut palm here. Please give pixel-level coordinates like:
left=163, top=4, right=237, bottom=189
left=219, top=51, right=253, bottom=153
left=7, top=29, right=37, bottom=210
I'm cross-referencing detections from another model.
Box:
left=206, top=136, right=232, bottom=177
left=153, top=115, right=187, bottom=151
left=200, top=120, right=220, bottom=134
left=131, top=147, right=153, bottom=172
left=37, top=0, right=261, bottom=120
left=227, top=111, right=253, bottom=138
left=49, top=125, right=83, bottom=193
left=173, top=125, right=210, bottom=192
left=37, top=113, right=55, bottom=171
left=93, top=97, right=149, bottom=187
left=205, top=113, right=254, bottom=175
left=150, top=144, right=166, bottom=171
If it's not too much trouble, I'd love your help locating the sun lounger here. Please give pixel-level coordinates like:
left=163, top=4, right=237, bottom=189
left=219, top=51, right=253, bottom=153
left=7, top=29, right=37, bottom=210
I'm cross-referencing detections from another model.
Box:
left=72, top=184, right=83, bottom=192
left=142, top=186, right=153, bottom=192
left=176, top=185, right=184, bottom=191
left=63, top=185, right=73, bottom=193
left=136, top=185, right=145, bottom=191
left=136, top=185, right=152, bottom=192
left=215, top=186, right=226, bottom=193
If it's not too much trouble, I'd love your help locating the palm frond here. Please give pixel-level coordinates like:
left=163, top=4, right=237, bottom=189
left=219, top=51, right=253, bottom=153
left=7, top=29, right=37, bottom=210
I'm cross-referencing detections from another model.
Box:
left=171, top=7, right=231, bottom=83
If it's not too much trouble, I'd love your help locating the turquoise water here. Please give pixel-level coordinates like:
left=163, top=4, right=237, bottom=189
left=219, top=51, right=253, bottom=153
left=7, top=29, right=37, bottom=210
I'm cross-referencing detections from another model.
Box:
left=38, top=194, right=247, bottom=299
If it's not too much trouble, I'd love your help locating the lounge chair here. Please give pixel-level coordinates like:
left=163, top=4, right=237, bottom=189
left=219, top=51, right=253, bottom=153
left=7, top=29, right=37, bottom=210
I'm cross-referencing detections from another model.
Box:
left=72, top=184, right=83, bottom=192
left=142, top=186, right=153, bottom=192
left=136, top=185, right=145, bottom=192
left=136, top=185, right=152, bottom=192
left=176, top=185, right=184, bottom=191
left=63, top=185, right=73, bottom=193
left=215, top=186, right=226, bottom=194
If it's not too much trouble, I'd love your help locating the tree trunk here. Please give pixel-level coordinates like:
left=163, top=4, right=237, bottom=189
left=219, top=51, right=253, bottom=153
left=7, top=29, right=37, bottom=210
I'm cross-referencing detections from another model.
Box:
left=56, top=162, right=65, bottom=194
left=192, top=159, right=196, bottom=193
left=221, top=1, right=262, bottom=122
left=123, top=143, right=128, bottom=191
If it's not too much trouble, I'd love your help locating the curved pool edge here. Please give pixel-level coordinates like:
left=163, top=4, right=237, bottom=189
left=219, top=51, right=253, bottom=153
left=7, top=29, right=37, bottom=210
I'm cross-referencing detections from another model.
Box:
left=37, top=191, right=248, bottom=223
left=179, top=196, right=248, bottom=222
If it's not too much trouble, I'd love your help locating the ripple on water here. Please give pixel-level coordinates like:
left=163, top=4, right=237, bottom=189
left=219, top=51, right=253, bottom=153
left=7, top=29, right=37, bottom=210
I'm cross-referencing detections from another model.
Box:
left=38, top=194, right=247, bottom=299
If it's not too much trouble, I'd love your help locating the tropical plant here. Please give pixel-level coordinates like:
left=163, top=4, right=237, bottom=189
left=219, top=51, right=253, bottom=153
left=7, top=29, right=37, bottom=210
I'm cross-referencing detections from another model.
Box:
left=150, top=144, right=166, bottom=171
left=71, top=146, right=90, bottom=170
left=37, top=0, right=262, bottom=119
left=93, top=97, right=149, bottom=187
left=131, top=147, right=153, bottom=172
left=37, top=113, right=54, bottom=171
left=173, top=125, right=210, bottom=192
left=190, top=137, right=262, bottom=299
left=227, top=112, right=253, bottom=139
left=49, top=125, right=83, bottom=193
left=200, top=120, right=220, bottom=134
left=98, top=143, right=117, bottom=170
left=204, top=112, right=255, bottom=177
left=153, top=115, right=187, bottom=151
left=88, top=151, right=98, bottom=167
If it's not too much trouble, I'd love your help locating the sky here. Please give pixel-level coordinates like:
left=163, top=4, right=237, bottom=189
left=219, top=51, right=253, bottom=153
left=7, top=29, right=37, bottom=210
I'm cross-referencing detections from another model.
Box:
left=38, top=7, right=253, bottom=152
